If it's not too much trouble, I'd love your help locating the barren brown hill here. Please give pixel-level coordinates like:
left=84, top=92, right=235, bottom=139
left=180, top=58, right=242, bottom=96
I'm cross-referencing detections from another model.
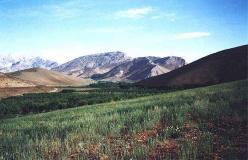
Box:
left=136, top=45, right=248, bottom=88
left=0, top=73, right=35, bottom=88
left=8, top=68, right=92, bottom=86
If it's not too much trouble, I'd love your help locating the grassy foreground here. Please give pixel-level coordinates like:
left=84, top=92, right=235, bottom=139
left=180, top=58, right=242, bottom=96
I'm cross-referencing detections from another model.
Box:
left=0, top=80, right=247, bottom=159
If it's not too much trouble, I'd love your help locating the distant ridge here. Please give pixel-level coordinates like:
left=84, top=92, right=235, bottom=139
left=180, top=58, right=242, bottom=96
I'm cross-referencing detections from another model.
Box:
left=8, top=68, right=92, bottom=86
left=52, top=51, right=131, bottom=78
left=92, top=56, right=185, bottom=82
left=53, top=52, right=185, bottom=81
left=136, top=45, right=248, bottom=88
left=0, top=55, right=58, bottom=73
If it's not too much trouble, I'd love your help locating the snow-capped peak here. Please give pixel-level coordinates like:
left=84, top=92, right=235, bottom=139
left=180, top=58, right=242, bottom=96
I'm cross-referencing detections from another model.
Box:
left=0, top=55, right=59, bottom=73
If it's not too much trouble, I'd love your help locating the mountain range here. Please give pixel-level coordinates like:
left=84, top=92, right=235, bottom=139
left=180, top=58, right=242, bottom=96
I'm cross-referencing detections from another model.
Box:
left=92, top=56, right=185, bottom=82
left=52, top=51, right=132, bottom=78
left=0, top=52, right=186, bottom=82
left=0, top=55, right=58, bottom=73
left=52, top=52, right=185, bottom=82
left=0, top=45, right=247, bottom=98
left=2, top=45, right=247, bottom=87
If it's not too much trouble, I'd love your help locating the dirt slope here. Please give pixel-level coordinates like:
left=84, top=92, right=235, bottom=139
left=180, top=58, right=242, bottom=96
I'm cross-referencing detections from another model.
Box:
left=8, top=68, right=92, bottom=86
left=0, top=74, right=35, bottom=88
left=136, top=45, right=248, bottom=88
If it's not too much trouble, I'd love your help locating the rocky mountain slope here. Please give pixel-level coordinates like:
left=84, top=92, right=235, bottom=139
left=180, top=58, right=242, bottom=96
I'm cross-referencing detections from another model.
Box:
left=0, top=52, right=186, bottom=82
left=8, top=68, right=92, bottom=86
left=136, top=45, right=248, bottom=88
left=52, top=51, right=131, bottom=78
left=92, top=56, right=185, bottom=82
left=0, top=55, right=58, bottom=73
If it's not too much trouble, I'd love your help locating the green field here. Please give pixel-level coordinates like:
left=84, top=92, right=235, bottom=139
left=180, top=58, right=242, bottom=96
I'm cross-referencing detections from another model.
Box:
left=0, top=85, right=164, bottom=118
left=0, top=80, right=247, bottom=159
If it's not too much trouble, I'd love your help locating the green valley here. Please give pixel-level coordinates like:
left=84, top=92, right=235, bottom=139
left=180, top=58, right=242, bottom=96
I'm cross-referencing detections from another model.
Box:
left=0, top=80, right=247, bottom=159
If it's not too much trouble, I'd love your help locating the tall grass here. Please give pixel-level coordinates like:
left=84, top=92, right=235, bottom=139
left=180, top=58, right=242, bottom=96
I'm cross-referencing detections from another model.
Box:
left=0, top=80, right=247, bottom=159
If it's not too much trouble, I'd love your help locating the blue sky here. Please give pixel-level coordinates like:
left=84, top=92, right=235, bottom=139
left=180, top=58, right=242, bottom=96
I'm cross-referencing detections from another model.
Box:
left=0, top=0, right=247, bottom=63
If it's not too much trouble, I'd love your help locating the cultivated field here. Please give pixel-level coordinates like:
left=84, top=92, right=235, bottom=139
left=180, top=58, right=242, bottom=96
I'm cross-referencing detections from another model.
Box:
left=0, top=80, right=247, bottom=159
left=0, top=85, right=164, bottom=117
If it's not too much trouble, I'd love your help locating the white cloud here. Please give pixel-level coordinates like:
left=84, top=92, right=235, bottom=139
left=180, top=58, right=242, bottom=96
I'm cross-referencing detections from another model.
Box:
left=42, top=1, right=90, bottom=19
left=115, top=7, right=153, bottom=19
left=174, top=32, right=211, bottom=40
left=0, top=1, right=91, bottom=19
left=151, top=12, right=177, bottom=21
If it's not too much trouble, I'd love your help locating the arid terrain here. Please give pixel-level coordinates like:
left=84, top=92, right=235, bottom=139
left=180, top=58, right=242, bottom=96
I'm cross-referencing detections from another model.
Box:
left=0, top=68, right=92, bottom=99
left=8, top=68, right=92, bottom=86
left=137, top=45, right=248, bottom=88
left=0, top=73, right=35, bottom=88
